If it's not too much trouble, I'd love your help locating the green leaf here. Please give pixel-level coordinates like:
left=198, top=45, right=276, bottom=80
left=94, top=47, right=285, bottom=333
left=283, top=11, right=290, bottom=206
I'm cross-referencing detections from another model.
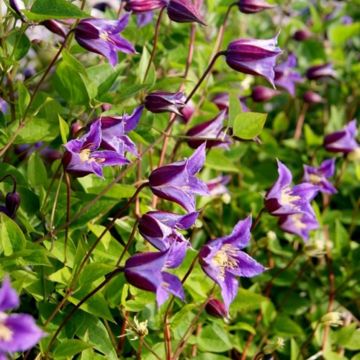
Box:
left=25, top=0, right=88, bottom=21
left=206, top=149, right=239, bottom=173
left=27, top=153, right=48, bottom=188
left=329, top=23, right=360, bottom=47
left=231, top=289, right=268, bottom=312
left=17, top=82, right=30, bottom=119
left=59, top=115, right=69, bottom=144
left=232, top=112, right=267, bottom=140
left=54, top=339, right=92, bottom=358
left=229, top=93, right=243, bottom=128
left=0, top=213, right=26, bottom=256
left=291, top=338, right=302, bottom=360
left=7, top=29, right=30, bottom=60
left=273, top=315, right=304, bottom=337
left=198, top=323, right=232, bottom=353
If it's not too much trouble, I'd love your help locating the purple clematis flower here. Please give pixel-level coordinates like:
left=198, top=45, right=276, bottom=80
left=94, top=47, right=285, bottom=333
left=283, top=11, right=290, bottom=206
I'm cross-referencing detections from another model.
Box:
left=265, top=160, right=318, bottom=216
left=225, top=35, right=282, bottom=87
left=278, top=211, right=319, bottom=242
left=0, top=191, right=21, bottom=219
left=324, top=120, right=359, bottom=154
left=144, top=91, right=186, bottom=115
left=274, top=54, right=303, bottom=96
left=167, top=0, right=205, bottom=25
left=237, top=0, right=274, bottom=14
left=0, top=98, right=7, bottom=114
left=206, top=176, right=231, bottom=197
left=136, top=11, right=154, bottom=27
left=63, top=120, right=129, bottom=178
left=0, top=277, right=44, bottom=357
left=74, top=15, right=135, bottom=66
left=306, top=63, right=336, bottom=80
left=303, top=159, right=337, bottom=195
left=124, top=0, right=167, bottom=12
left=186, top=110, right=230, bottom=149
left=149, top=143, right=209, bottom=212
left=139, top=211, right=198, bottom=264
left=251, top=85, right=281, bottom=102
left=199, top=216, right=265, bottom=312
left=178, top=100, right=195, bottom=124
left=99, top=106, right=143, bottom=156
left=124, top=250, right=185, bottom=306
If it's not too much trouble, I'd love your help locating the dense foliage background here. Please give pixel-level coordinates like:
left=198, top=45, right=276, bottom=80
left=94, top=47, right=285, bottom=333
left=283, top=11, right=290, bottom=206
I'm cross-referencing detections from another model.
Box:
left=0, top=0, right=359, bottom=359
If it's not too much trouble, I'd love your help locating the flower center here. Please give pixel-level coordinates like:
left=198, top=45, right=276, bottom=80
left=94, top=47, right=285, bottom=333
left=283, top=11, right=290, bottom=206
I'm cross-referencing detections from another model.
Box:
left=79, top=148, right=92, bottom=162
left=291, top=213, right=307, bottom=230
left=0, top=315, right=13, bottom=342
left=99, top=31, right=110, bottom=41
left=280, top=187, right=300, bottom=207
left=212, top=244, right=239, bottom=281
left=309, top=174, right=322, bottom=184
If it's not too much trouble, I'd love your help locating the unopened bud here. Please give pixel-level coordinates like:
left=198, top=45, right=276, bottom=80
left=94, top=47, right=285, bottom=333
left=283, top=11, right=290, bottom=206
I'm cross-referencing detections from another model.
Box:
left=293, top=29, right=312, bottom=41
left=205, top=298, right=228, bottom=319
left=251, top=86, right=281, bottom=102
left=303, top=90, right=324, bottom=105
left=5, top=192, right=20, bottom=218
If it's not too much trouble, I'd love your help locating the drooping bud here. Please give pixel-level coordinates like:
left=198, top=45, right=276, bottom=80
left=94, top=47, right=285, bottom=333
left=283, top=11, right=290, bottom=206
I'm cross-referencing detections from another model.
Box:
left=306, top=63, right=336, bottom=80
left=5, top=192, right=21, bottom=218
left=167, top=0, right=206, bottom=25
left=303, top=91, right=324, bottom=105
left=144, top=91, right=186, bottom=115
left=293, top=29, right=312, bottom=41
left=237, top=0, right=275, bottom=14
left=9, top=0, right=26, bottom=19
left=225, top=35, right=282, bottom=87
left=251, top=86, right=281, bottom=102
left=178, top=100, right=195, bottom=123
left=124, top=0, right=167, bottom=12
left=205, top=298, right=228, bottom=318
left=324, top=120, right=359, bottom=154
left=41, top=20, right=67, bottom=38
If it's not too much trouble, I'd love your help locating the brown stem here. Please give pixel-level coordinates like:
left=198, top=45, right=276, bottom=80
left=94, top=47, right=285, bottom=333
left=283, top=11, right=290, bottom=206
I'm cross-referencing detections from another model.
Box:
left=116, top=219, right=139, bottom=267
left=321, top=225, right=335, bottom=351
left=117, top=311, right=128, bottom=355
left=143, top=7, right=166, bottom=82
left=294, top=103, right=309, bottom=140
left=186, top=51, right=226, bottom=104
left=210, top=3, right=237, bottom=60
left=45, top=267, right=124, bottom=354
left=251, top=208, right=265, bottom=231
left=137, top=336, right=144, bottom=360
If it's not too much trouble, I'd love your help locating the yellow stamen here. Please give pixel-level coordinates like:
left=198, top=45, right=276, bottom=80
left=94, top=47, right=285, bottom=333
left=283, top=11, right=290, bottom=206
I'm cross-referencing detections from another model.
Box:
left=291, top=213, right=306, bottom=230
left=309, top=174, right=322, bottom=184
left=280, top=187, right=300, bottom=208
left=0, top=322, right=13, bottom=342
left=212, top=244, right=239, bottom=281
left=99, top=31, right=110, bottom=41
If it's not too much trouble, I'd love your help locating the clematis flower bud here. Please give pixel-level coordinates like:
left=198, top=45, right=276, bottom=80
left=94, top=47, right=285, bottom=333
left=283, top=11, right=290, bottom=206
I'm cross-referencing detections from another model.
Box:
left=306, top=63, right=336, bottom=80
left=167, top=0, right=205, bottom=25
left=74, top=15, right=135, bottom=67
left=5, top=192, right=21, bottom=219
left=144, top=91, right=186, bottom=115
left=293, top=29, right=312, bottom=41
left=124, top=0, right=167, bottom=12
left=178, top=100, right=195, bottom=123
left=205, top=298, right=228, bottom=318
left=186, top=110, right=230, bottom=149
left=9, top=0, right=25, bottom=19
left=303, top=91, right=324, bottom=104
left=324, top=120, right=359, bottom=154
left=225, top=35, right=282, bottom=87
left=251, top=86, right=281, bottom=102
left=237, top=0, right=275, bottom=14
left=41, top=20, right=67, bottom=38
